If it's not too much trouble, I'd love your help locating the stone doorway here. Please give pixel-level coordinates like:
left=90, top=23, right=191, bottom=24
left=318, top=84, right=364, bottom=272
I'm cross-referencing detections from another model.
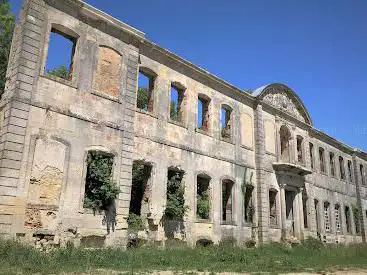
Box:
left=285, top=190, right=296, bottom=237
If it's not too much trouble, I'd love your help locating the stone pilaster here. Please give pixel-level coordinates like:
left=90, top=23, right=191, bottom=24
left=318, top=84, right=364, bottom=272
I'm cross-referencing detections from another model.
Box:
left=254, top=103, right=268, bottom=243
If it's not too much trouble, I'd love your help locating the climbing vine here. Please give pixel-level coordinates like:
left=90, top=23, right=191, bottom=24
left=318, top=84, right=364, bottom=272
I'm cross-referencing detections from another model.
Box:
left=165, top=169, right=188, bottom=220
left=83, top=151, right=120, bottom=212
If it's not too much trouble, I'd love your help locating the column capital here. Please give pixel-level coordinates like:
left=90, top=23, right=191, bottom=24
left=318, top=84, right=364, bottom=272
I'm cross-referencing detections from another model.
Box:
left=279, top=183, right=287, bottom=189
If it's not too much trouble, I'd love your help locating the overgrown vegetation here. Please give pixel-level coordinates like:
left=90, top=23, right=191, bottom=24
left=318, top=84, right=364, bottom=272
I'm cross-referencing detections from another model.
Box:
left=47, top=64, right=71, bottom=80
left=0, top=0, right=15, bottom=92
left=83, top=151, right=120, bottom=212
left=164, top=168, right=188, bottom=220
left=136, top=87, right=149, bottom=111
left=1, top=238, right=367, bottom=274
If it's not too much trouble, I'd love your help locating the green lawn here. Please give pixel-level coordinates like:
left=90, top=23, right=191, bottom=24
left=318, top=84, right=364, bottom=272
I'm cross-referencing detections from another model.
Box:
left=0, top=238, right=367, bottom=274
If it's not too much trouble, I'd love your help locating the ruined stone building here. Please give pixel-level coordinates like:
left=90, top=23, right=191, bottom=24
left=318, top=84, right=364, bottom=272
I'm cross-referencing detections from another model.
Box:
left=0, top=0, right=366, bottom=247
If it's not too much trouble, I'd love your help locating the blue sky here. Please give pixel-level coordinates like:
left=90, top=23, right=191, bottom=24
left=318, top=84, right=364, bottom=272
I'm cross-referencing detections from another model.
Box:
left=10, top=0, right=367, bottom=151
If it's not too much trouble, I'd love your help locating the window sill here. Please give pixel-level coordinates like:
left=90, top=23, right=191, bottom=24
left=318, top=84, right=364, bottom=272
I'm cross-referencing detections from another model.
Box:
left=195, top=219, right=213, bottom=224
left=195, top=127, right=212, bottom=138
left=79, top=208, right=104, bottom=215
left=221, top=222, right=237, bottom=226
left=40, top=74, right=77, bottom=89
left=270, top=225, right=280, bottom=229
left=240, top=144, right=254, bottom=151
left=135, top=108, right=158, bottom=119
left=92, top=90, right=121, bottom=104
left=168, top=119, right=187, bottom=129
left=265, top=151, right=276, bottom=157
left=220, top=137, right=234, bottom=145
left=243, top=222, right=254, bottom=227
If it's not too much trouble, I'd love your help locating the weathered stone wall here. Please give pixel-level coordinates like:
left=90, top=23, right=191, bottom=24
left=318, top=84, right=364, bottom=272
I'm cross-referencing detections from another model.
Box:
left=0, top=0, right=366, bottom=247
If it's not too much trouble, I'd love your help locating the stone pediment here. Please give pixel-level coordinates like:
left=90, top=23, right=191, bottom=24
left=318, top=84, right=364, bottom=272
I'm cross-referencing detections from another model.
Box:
left=263, top=91, right=305, bottom=122
left=253, top=83, right=312, bottom=125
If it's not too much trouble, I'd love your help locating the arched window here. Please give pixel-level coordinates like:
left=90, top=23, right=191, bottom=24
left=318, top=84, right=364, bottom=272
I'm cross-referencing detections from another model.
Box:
left=347, top=160, right=353, bottom=182
left=280, top=125, right=291, bottom=162
left=360, top=164, right=365, bottom=185
left=170, top=82, right=186, bottom=123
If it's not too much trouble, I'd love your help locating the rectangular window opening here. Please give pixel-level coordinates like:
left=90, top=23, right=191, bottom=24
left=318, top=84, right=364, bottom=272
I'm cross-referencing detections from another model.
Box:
left=309, top=143, right=314, bottom=170
left=314, top=199, right=320, bottom=232
left=222, top=180, right=234, bottom=223
left=137, top=71, right=154, bottom=112
left=84, top=151, right=114, bottom=211
left=348, top=161, right=353, bottom=182
left=339, top=156, right=345, bottom=180
left=170, top=84, right=184, bottom=122
left=329, top=152, right=335, bottom=177
left=335, top=204, right=341, bottom=233
left=303, top=196, right=308, bottom=229
left=297, top=136, right=304, bottom=164
left=319, top=148, right=325, bottom=173
left=165, top=168, right=185, bottom=220
left=244, top=185, right=254, bottom=223
left=46, top=28, right=76, bottom=81
left=324, top=202, right=331, bottom=232
left=269, top=190, right=278, bottom=227
left=196, top=175, right=211, bottom=220
left=345, top=206, right=351, bottom=234
left=221, top=106, right=232, bottom=139
left=198, top=96, right=210, bottom=131
left=128, top=161, right=152, bottom=230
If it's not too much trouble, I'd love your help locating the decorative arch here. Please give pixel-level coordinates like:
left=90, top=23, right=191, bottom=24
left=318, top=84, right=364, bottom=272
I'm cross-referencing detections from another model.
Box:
left=253, top=83, right=312, bottom=125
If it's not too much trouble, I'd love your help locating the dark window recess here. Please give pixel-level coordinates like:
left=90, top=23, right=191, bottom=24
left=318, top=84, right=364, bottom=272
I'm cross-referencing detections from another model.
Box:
left=329, top=152, right=335, bottom=177
left=269, top=190, right=277, bottom=227
left=339, top=156, right=345, bottom=180
left=46, top=28, right=76, bottom=81
left=319, top=148, right=325, bottom=173
left=243, top=185, right=254, bottom=223
left=309, top=143, right=314, bottom=170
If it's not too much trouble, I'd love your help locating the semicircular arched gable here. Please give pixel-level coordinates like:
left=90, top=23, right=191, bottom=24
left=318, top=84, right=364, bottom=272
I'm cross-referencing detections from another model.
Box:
left=256, top=83, right=312, bottom=125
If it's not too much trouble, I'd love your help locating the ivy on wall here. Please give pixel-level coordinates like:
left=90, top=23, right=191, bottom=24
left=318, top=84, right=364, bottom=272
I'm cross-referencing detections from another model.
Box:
left=83, top=151, right=120, bottom=212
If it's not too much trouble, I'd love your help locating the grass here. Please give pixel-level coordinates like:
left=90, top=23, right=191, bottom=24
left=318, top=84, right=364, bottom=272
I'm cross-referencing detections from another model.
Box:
left=0, top=237, right=367, bottom=274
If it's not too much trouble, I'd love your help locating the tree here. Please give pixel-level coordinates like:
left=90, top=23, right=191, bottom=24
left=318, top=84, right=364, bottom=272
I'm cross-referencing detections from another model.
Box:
left=136, top=87, right=149, bottom=110
left=47, top=64, right=71, bottom=80
left=0, top=0, right=15, bottom=92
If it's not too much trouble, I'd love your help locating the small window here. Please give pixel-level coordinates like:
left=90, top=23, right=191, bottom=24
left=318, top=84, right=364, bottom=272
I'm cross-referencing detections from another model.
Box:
left=345, top=205, right=351, bottom=234
left=309, top=142, right=314, bottom=170
left=329, top=152, right=335, bottom=177
left=46, top=28, right=77, bottom=81
left=137, top=69, right=155, bottom=112
left=197, top=94, right=210, bottom=131
left=339, top=156, right=345, bottom=180
left=280, top=125, right=291, bottom=163
left=314, top=199, right=320, bottom=231
left=296, top=135, right=304, bottom=164
left=170, top=83, right=185, bottom=122
left=269, top=190, right=278, bottom=227
left=360, top=164, right=365, bottom=186
left=324, top=202, right=331, bottom=232
left=319, top=147, right=325, bottom=173
left=222, top=179, right=234, bottom=223
left=220, top=105, right=232, bottom=140
left=335, top=204, right=341, bottom=233
left=348, top=160, right=353, bottom=182
left=196, top=174, right=211, bottom=220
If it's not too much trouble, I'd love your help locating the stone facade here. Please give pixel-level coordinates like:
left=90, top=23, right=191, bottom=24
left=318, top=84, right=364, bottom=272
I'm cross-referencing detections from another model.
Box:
left=0, top=0, right=366, bottom=247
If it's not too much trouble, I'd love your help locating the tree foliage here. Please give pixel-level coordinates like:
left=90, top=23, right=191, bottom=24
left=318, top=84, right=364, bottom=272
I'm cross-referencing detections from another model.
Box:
left=83, top=151, right=120, bottom=212
left=136, top=87, right=149, bottom=111
left=47, top=64, right=71, bottom=80
left=165, top=169, right=188, bottom=220
left=197, top=189, right=210, bottom=219
left=170, top=101, right=178, bottom=121
left=0, top=0, right=15, bottom=92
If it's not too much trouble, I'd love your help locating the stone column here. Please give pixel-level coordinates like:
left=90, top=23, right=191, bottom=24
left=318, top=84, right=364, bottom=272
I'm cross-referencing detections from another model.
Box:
left=297, top=187, right=305, bottom=240
left=279, top=183, right=287, bottom=240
